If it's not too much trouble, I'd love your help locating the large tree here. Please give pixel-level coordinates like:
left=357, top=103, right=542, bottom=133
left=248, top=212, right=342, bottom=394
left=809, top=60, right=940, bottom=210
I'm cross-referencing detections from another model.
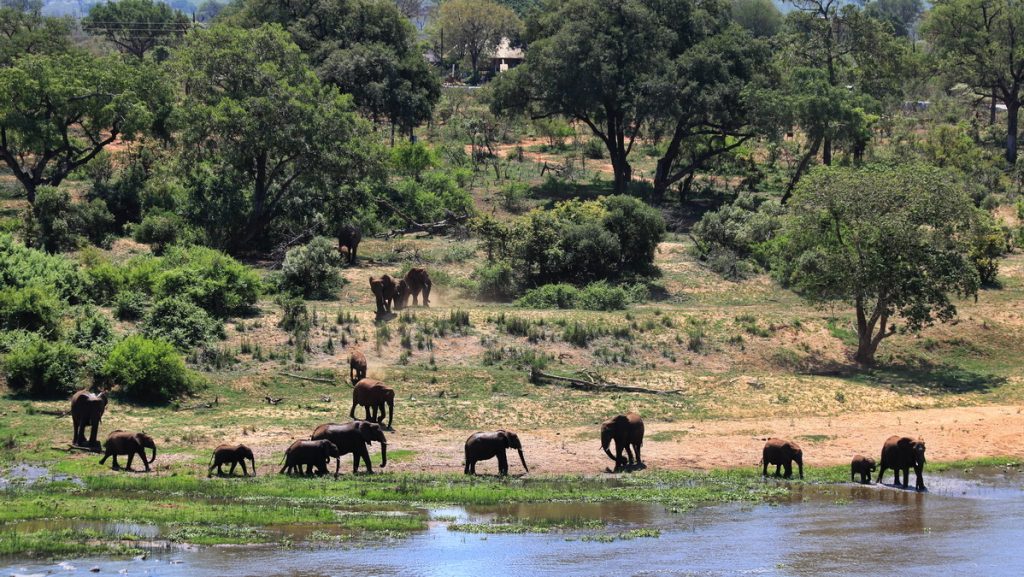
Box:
left=925, top=0, right=1024, bottom=164
left=433, top=0, right=521, bottom=82
left=83, top=0, right=192, bottom=60
left=493, top=0, right=767, bottom=197
left=774, top=164, right=981, bottom=365
left=171, top=24, right=385, bottom=252
left=0, top=4, right=72, bottom=67
left=0, top=51, right=167, bottom=203
left=237, top=0, right=440, bottom=139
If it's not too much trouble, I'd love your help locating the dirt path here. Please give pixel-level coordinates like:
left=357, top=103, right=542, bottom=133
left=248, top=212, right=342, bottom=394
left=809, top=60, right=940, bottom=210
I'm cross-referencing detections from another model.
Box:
left=383, top=404, right=1024, bottom=474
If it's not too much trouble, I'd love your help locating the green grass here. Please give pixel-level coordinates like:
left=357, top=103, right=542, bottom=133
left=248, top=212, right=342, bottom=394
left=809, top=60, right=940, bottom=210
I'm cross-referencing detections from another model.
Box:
left=0, top=529, right=144, bottom=557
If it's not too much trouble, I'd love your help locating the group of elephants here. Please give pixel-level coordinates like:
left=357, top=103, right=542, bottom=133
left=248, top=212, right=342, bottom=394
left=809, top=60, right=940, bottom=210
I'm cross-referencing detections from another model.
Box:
left=761, top=436, right=928, bottom=490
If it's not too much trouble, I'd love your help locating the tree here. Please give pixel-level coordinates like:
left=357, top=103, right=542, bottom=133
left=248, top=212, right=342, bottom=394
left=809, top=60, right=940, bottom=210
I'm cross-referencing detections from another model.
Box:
left=171, top=24, right=385, bottom=252
left=732, top=0, right=783, bottom=38
left=773, top=164, right=981, bottom=365
left=865, top=0, right=923, bottom=38
left=0, top=51, right=167, bottom=203
left=0, top=5, right=72, bottom=67
left=434, top=0, right=521, bottom=82
left=493, top=0, right=767, bottom=197
left=83, top=0, right=192, bottom=60
left=925, top=0, right=1024, bottom=164
left=238, top=0, right=440, bottom=140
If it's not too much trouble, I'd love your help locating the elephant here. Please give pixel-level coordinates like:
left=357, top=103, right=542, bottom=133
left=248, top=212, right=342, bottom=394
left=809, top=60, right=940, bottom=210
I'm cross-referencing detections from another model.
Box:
left=464, top=430, right=528, bottom=476
left=877, top=436, right=926, bottom=491
left=310, top=421, right=387, bottom=474
left=369, top=275, right=398, bottom=317
left=394, top=268, right=432, bottom=309
left=762, top=438, right=803, bottom=479
left=337, top=224, right=361, bottom=265
left=208, top=443, right=256, bottom=477
left=99, top=431, right=156, bottom=472
left=349, top=350, right=367, bottom=385
left=279, top=439, right=341, bottom=477
left=850, top=455, right=876, bottom=484
left=600, top=413, right=645, bottom=472
left=350, top=378, right=394, bottom=429
left=70, top=389, right=108, bottom=450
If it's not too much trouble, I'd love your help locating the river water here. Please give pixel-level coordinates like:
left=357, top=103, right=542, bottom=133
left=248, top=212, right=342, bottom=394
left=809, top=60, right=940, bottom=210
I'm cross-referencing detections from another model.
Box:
left=3, top=468, right=1022, bottom=577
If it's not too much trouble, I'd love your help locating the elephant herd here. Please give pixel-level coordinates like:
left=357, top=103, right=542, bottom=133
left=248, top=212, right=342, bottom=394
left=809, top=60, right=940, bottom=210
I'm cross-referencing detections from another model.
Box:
left=67, top=384, right=925, bottom=489
left=369, top=268, right=432, bottom=318
left=761, top=435, right=927, bottom=491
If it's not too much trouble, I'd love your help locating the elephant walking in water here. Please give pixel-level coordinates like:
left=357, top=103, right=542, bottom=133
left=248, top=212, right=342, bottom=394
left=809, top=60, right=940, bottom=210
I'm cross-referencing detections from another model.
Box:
left=464, top=430, right=528, bottom=476
left=851, top=455, right=876, bottom=484
left=350, top=378, right=395, bottom=429
left=100, top=431, right=156, bottom=472
left=601, top=413, right=645, bottom=472
left=209, top=443, right=257, bottom=477
left=311, top=421, right=387, bottom=474
left=70, top=389, right=108, bottom=450
left=877, top=436, right=926, bottom=491
left=762, top=438, right=803, bottom=479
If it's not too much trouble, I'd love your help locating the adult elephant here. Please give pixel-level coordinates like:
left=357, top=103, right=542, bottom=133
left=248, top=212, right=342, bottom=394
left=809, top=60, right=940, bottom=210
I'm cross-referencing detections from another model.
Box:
left=349, top=350, right=367, bottom=385
left=279, top=439, right=341, bottom=477
left=762, top=438, right=803, bottom=479
left=99, top=431, right=156, bottom=472
left=877, top=436, right=926, bottom=491
left=208, top=443, right=257, bottom=477
left=600, top=413, right=644, bottom=472
left=395, top=268, right=431, bottom=309
left=350, top=378, right=395, bottom=429
left=464, top=430, right=528, bottom=476
left=311, top=421, right=387, bottom=474
left=369, top=275, right=398, bottom=317
left=70, top=389, right=108, bottom=450
left=337, top=224, right=361, bottom=265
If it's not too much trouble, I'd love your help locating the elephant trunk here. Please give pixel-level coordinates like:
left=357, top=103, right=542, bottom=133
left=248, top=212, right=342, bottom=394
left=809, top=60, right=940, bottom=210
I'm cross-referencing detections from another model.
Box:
left=602, top=446, right=617, bottom=463
left=380, top=442, right=387, bottom=468
left=147, top=444, right=157, bottom=465
left=517, top=448, right=528, bottom=473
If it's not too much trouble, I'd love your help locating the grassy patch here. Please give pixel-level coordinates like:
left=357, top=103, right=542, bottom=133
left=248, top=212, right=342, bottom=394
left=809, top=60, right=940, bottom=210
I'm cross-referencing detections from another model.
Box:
left=0, top=529, right=144, bottom=557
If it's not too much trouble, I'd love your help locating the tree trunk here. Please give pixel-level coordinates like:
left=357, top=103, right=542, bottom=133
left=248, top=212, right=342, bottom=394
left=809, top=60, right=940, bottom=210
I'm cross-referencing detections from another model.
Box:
left=781, top=135, right=822, bottom=204
left=610, top=150, right=632, bottom=194
left=991, top=87, right=998, bottom=126
left=1007, top=100, right=1019, bottom=165
left=822, top=136, right=832, bottom=166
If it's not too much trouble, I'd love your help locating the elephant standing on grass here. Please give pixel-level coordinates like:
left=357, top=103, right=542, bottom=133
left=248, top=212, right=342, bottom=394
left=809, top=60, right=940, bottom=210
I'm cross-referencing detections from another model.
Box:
left=601, top=413, right=645, bottom=472
left=464, top=430, right=528, bottom=475
left=280, top=439, right=341, bottom=477
left=349, top=350, right=367, bottom=385
left=762, top=438, right=803, bottom=479
left=311, top=421, right=387, bottom=474
left=70, top=389, right=108, bottom=450
left=394, top=268, right=432, bottom=309
left=337, top=224, right=361, bottom=265
left=878, top=436, right=926, bottom=491
left=350, top=378, right=395, bottom=429
left=369, top=275, right=398, bottom=317
left=100, top=431, right=156, bottom=472
left=209, top=444, right=257, bottom=477
left=851, top=455, right=876, bottom=484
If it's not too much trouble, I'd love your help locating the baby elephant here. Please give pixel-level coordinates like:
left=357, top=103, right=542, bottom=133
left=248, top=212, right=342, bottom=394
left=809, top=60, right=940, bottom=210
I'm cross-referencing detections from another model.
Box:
left=280, top=439, right=341, bottom=477
left=761, top=438, right=803, bottom=479
left=209, top=443, right=257, bottom=477
left=850, top=455, right=876, bottom=484
left=464, top=430, right=529, bottom=476
left=349, top=350, right=367, bottom=385
left=99, top=431, right=157, bottom=472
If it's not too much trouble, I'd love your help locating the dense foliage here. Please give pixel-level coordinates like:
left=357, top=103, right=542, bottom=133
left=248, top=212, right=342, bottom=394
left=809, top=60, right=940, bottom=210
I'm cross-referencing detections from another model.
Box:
left=281, top=236, right=344, bottom=300
left=101, top=335, right=197, bottom=402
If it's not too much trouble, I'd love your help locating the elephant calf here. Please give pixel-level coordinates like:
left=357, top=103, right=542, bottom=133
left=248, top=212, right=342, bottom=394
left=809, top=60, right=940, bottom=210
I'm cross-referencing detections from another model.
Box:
left=465, top=430, right=528, bottom=476
left=280, top=439, right=341, bottom=477
left=349, top=350, right=367, bottom=385
left=878, top=436, right=926, bottom=491
left=209, top=443, right=257, bottom=477
left=350, top=378, right=395, bottom=429
left=311, top=421, right=387, bottom=475
left=600, top=413, right=645, bottom=472
left=394, top=268, right=432, bottom=309
left=850, top=455, right=876, bottom=484
left=99, top=431, right=156, bottom=472
left=762, top=438, right=803, bottom=479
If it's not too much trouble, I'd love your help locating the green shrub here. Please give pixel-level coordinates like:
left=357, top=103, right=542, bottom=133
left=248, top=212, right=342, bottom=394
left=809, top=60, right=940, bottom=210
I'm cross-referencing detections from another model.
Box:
left=583, top=138, right=605, bottom=159
left=691, top=193, right=783, bottom=276
left=83, top=261, right=126, bottom=305
left=133, top=212, right=184, bottom=255
left=25, top=187, right=78, bottom=253
left=114, top=290, right=149, bottom=321
left=69, top=306, right=114, bottom=351
left=0, top=234, right=85, bottom=302
left=77, top=199, right=116, bottom=247
left=516, top=281, right=645, bottom=311
left=602, top=195, right=665, bottom=274
left=142, top=297, right=222, bottom=350
left=498, top=182, right=530, bottom=213
left=474, top=261, right=516, bottom=301
left=391, top=141, right=436, bottom=180
left=577, top=281, right=630, bottom=311
left=280, top=236, right=343, bottom=299
left=515, top=284, right=579, bottom=309
left=101, top=335, right=196, bottom=403
left=2, top=335, right=83, bottom=397
left=0, top=286, right=62, bottom=337
left=150, top=246, right=261, bottom=317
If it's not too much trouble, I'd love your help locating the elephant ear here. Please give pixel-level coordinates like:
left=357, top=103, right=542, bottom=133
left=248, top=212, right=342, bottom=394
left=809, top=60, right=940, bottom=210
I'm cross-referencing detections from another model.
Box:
left=497, top=430, right=510, bottom=447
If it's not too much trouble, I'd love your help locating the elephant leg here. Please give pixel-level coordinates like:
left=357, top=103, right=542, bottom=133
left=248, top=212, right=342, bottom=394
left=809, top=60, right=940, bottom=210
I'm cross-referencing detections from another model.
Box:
left=240, top=461, right=249, bottom=477
left=497, top=452, right=508, bottom=476
left=783, top=462, right=792, bottom=479
left=99, top=452, right=109, bottom=465
left=876, top=465, right=886, bottom=484
left=902, top=468, right=910, bottom=488
left=363, top=405, right=371, bottom=421
left=140, top=450, right=151, bottom=472
left=624, top=445, right=635, bottom=466
left=88, top=424, right=99, bottom=446
left=465, top=458, right=472, bottom=475
left=635, top=444, right=643, bottom=466
left=914, top=465, right=925, bottom=491
left=349, top=401, right=357, bottom=420
left=773, top=464, right=781, bottom=477
left=229, top=462, right=238, bottom=476
left=762, top=460, right=768, bottom=477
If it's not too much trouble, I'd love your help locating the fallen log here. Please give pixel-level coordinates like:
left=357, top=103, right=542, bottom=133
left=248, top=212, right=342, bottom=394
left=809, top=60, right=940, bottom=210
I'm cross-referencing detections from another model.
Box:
left=37, top=409, right=69, bottom=418
left=280, top=372, right=336, bottom=384
left=374, top=197, right=470, bottom=238
left=529, top=368, right=681, bottom=395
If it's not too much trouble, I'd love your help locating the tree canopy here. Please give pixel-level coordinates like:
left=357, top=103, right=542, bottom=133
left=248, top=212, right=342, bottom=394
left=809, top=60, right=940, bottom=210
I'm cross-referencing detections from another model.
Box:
left=773, top=164, right=981, bottom=365
left=0, top=5, right=72, bottom=67
left=433, top=0, right=521, bottom=82
left=83, top=0, right=192, bottom=60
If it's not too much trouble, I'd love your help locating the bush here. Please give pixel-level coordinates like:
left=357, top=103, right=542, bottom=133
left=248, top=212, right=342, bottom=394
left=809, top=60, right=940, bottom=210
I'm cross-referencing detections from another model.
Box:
left=691, top=193, right=783, bottom=274
left=133, top=212, right=184, bottom=255
left=583, top=138, right=605, bottom=159
left=497, top=181, right=530, bottom=213
left=101, top=335, right=196, bottom=403
left=2, top=335, right=83, bottom=397
left=516, top=281, right=644, bottom=311
left=69, top=306, right=114, bottom=351
left=77, top=199, right=115, bottom=247
left=602, top=195, right=665, bottom=274
left=142, top=297, right=222, bottom=350
left=577, top=281, right=631, bottom=311
left=0, top=286, right=62, bottom=337
left=280, top=236, right=343, bottom=299
left=391, top=141, right=436, bottom=180
left=114, top=290, right=149, bottom=321
left=0, top=234, right=85, bottom=302
left=473, top=261, right=517, bottom=301
left=150, top=246, right=261, bottom=317
left=83, top=260, right=126, bottom=305
left=515, top=284, right=579, bottom=309
left=25, top=187, right=78, bottom=253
